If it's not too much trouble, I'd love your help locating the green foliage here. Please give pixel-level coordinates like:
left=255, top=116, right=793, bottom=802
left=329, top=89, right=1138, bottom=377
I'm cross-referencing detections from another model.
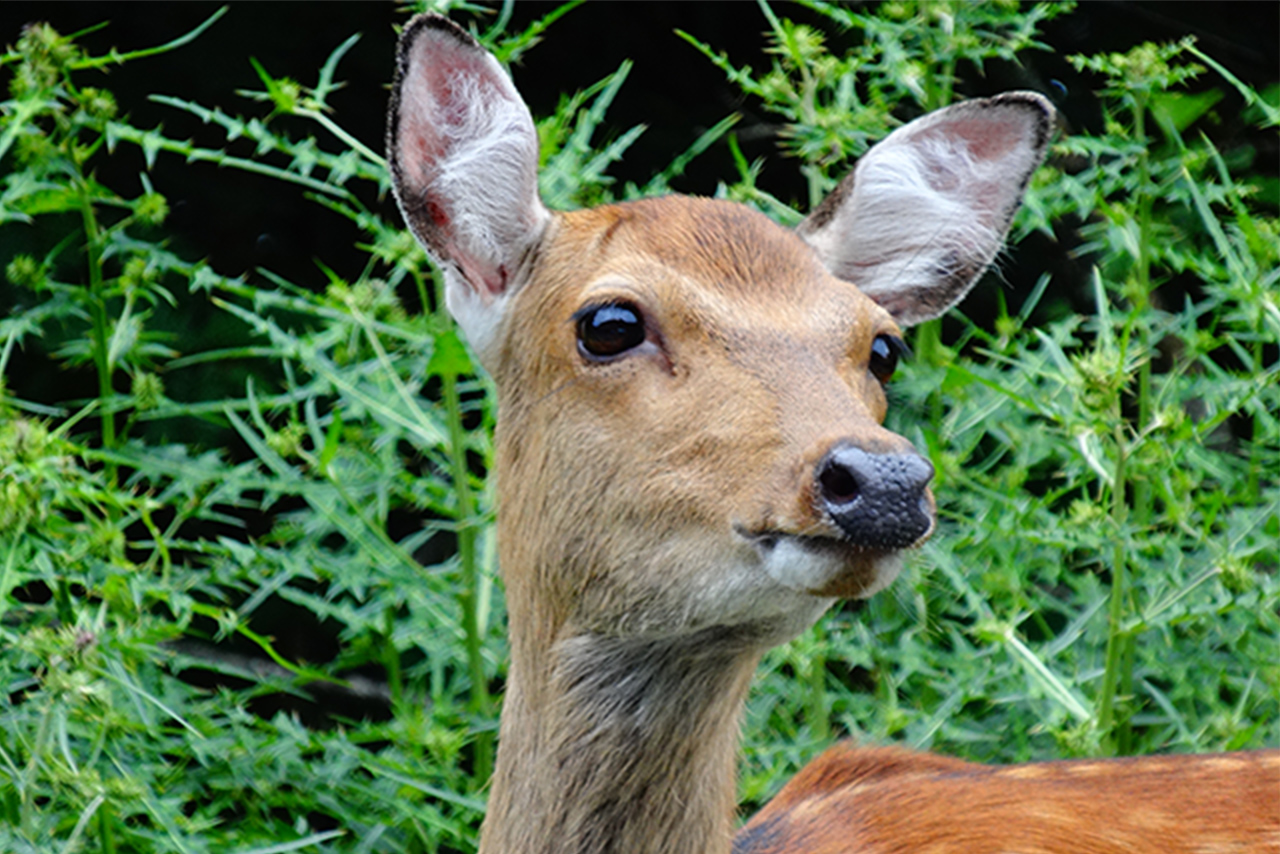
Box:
left=1, top=11, right=496, bottom=852
left=1, top=3, right=1276, bottom=853
left=734, top=13, right=1278, bottom=804
left=682, top=0, right=1072, bottom=206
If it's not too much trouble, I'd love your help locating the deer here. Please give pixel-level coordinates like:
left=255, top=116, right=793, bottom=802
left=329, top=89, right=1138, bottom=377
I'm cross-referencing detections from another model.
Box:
left=386, top=14, right=1280, bottom=854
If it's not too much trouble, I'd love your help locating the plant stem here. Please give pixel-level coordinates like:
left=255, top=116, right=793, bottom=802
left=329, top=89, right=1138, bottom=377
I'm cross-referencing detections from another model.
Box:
left=1247, top=337, right=1264, bottom=504
left=442, top=363, right=494, bottom=785
left=1131, top=92, right=1154, bottom=525
left=383, top=606, right=404, bottom=710
left=1096, top=421, right=1129, bottom=754
left=1119, top=90, right=1155, bottom=755
left=920, top=1, right=957, bottom=111
left=807, top=646, right=830, bottom=742
left=77, top=181, right=117, bottom=487
left=98, top=804, right=116, bottom=854
left=915, top=319, right=945, bottom=434
left=428, top=257, right=496, bottom=782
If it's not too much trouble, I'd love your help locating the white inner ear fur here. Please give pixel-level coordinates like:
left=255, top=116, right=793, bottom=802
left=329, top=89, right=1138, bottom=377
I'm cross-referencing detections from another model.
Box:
left=424, top=70, right=547, bottom=294
left=444, top=269, right=513, bottom=366
left=813, top=131, right=1003, bottom=294
left=799, top=95, right=1051, bottom=328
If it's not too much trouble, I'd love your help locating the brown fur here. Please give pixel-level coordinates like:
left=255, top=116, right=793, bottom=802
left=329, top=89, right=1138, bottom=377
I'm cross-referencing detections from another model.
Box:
left=736, top=744, right=1280, bottom=853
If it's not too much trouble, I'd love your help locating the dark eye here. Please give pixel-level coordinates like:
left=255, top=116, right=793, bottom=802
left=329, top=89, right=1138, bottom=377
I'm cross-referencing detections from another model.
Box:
left=869, top=334, right=906, bottom=384
left=577, top=302, right=646, bottom=359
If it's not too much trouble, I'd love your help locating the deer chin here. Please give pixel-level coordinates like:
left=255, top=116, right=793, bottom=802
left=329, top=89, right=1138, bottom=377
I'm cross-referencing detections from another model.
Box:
left=745, top=531, right=907, bottom=600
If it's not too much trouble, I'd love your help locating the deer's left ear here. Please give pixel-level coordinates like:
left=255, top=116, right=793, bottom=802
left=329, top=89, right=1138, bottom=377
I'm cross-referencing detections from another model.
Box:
left=798, top=93, right=1054, bottom=328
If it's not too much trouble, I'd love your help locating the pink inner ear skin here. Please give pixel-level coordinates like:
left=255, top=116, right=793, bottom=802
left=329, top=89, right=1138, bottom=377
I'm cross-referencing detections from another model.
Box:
left=428, top=63, right=478, bottom=125
left=399, top=36, right=493, bottom=181
left=395, top=104, right=444, bottom=190
left=929, top=117, right=1022, bottom=160
left=427, top=198, right=450, bottom=229
left=408, top=131, right=443, bottom=172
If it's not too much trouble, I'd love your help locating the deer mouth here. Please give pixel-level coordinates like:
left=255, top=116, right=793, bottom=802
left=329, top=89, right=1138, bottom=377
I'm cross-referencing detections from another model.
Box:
left=734, top=526, right=907, bottom=599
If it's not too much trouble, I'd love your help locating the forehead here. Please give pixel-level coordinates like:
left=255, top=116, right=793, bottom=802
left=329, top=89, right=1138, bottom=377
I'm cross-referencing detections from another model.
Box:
left=556, top=195, right=835, bottom=304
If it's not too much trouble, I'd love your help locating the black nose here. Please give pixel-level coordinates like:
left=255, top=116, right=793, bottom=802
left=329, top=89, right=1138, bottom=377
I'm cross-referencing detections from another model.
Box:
left=816, top=444, right=935, bottom=549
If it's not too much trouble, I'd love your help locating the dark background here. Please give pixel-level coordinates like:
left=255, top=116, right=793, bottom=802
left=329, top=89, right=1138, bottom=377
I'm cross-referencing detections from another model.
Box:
left=2, top=2, right=1275, bottom=300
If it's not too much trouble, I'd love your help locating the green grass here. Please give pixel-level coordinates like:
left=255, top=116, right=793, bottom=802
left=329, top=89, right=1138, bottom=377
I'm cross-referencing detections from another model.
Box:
left=2, top=2, right=1277, bottom=852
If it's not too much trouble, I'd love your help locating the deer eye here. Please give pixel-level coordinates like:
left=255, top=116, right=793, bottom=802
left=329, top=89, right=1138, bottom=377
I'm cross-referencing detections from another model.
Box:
left=576, top=302, right=646, bottom=360
left=869, top=334, right=907, bottom=384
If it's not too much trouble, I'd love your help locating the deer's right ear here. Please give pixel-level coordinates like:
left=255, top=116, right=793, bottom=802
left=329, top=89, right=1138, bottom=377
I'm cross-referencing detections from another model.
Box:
left=387, top=14, right=549, bottom=362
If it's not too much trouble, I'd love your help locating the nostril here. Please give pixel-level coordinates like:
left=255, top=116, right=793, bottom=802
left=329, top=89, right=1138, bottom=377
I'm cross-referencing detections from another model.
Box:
left=819, top=459, right=860, bottom=506
left=817, top=444, right=936, bottom=549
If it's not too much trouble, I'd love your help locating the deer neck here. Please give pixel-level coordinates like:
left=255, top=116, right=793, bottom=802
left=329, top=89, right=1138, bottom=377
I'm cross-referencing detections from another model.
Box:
left=479, top=612, right=762, bottom=854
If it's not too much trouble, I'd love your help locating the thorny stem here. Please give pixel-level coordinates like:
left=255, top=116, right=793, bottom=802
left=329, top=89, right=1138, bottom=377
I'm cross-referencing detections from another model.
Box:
left=1131, top=92, right=1155, bottom=525
left=77, top=179, right=118, bottom=488
left=98, top=804, right=117, bottom=854
left=1122, top=94, right=1157, bottom=755
left=1247, top=336, right=1264, bottom=503
left=1094, top=87, right=1159, bottom=757
left=434, top=272, right=495, bottom=784
left=1096, top=420, right=1129, bottom=754
left=915, top=320, right=946, bottom=435
left=807, top=644, right=830, bottom=743
left=384, top=606, right=405, bottom=710
left=442, top=367, right=494, bottom=783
